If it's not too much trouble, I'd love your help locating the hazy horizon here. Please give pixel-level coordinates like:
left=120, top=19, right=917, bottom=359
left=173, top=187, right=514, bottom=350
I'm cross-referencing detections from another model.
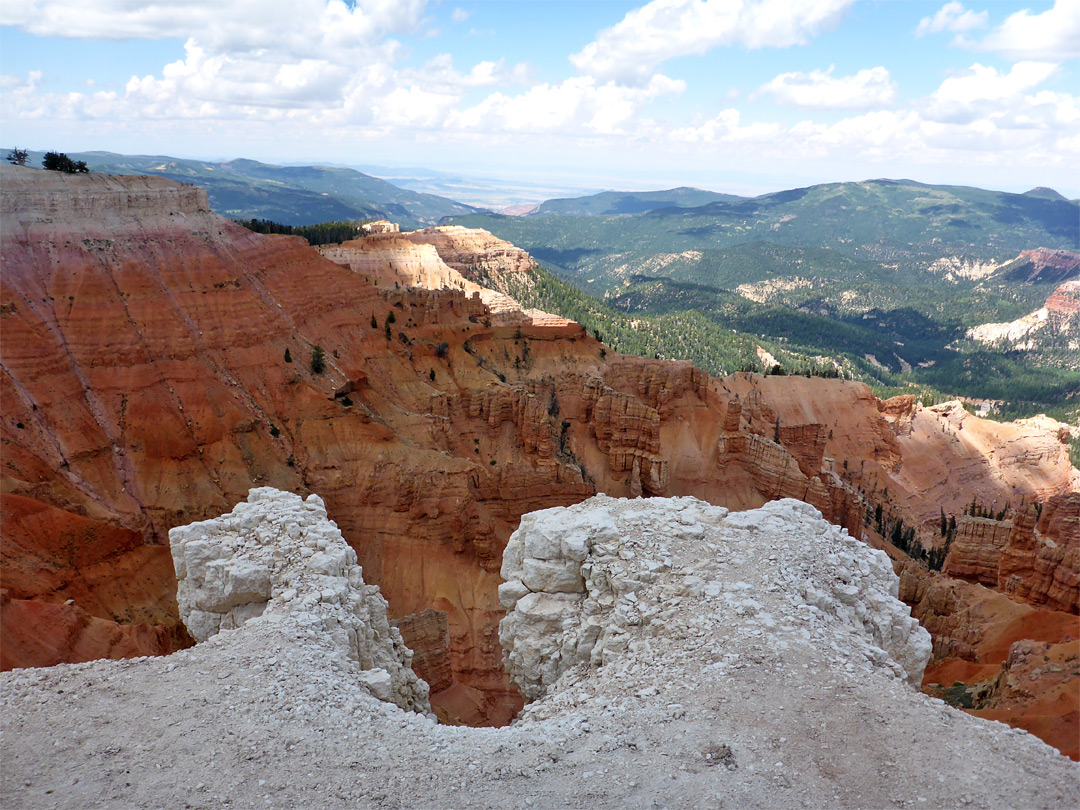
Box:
left=3, top=1, right=1078, bottom=199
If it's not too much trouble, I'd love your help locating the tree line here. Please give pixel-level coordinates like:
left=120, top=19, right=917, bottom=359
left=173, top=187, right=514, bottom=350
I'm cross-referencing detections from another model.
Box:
left=235, top=218, right=373, bottom=246
left=6, top=149, right=89, bottom=173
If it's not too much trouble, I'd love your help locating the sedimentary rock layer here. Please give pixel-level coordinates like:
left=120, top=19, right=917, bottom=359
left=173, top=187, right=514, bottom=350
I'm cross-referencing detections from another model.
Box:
left=943, top=494, right=1079, bottom=614
left=3, top=165, right=1076, bottom=735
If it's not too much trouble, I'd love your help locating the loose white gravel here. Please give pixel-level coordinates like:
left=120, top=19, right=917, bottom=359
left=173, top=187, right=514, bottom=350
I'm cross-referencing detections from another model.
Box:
left=2, top=494, right=1076, bottom=810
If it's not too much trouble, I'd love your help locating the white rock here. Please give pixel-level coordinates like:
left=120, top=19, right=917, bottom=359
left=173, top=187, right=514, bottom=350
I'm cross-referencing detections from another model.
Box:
left=498, top=579, right=530, bottom=610
left=169, top=488, right=430, bottom=713
left=500, top=495, right=932, bottom=701
left=521, top=558, right=585, bottom=594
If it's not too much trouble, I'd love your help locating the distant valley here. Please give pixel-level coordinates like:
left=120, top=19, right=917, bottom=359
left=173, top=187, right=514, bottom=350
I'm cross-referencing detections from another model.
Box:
left=451, top=179, right=1080, bottom=422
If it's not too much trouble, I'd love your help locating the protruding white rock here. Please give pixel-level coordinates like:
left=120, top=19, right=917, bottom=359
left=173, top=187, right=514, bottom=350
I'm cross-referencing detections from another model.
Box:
left=169, top=487, right=430, bottom=713
left=500, top=495, right=932, bottom=702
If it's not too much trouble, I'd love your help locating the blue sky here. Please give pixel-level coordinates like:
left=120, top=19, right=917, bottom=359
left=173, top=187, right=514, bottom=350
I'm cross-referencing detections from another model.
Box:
left=2, top=1, right=1078, bottom=198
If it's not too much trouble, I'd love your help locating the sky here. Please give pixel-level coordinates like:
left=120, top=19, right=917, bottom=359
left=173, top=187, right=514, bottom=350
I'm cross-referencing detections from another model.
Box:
left=1, top=0, right=1079, bottom=199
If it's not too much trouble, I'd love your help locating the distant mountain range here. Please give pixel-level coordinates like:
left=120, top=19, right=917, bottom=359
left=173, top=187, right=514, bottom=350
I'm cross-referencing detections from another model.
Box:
left=452, top=178, right=1079, bottom=418
left=8, top=150, right=485, bottom=228
left=462, top=179, right=1077, bottom=277
left=531, top=187, right=744, bottom=216
left=7, top=150, right=1077, bottom=414
left=520, top=182, right=1076, bottom=218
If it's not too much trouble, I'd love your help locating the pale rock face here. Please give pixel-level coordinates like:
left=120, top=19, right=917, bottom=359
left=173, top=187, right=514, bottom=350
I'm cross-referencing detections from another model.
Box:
left=169, top=488, right=430, bottom=713
left=500, top=495, right=930, bottom=702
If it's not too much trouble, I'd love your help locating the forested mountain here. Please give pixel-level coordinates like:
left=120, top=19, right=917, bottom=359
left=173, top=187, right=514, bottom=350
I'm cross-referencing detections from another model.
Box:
left=456, top=179, right=1080, bottom=421
left=533, top=187, right=743, bottom=216
left=458, top=179, right=1077, bottom=278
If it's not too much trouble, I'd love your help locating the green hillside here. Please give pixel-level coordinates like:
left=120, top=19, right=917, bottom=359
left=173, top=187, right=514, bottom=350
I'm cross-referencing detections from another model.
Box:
left=534, top=187, right=744, bottom=216
left=456, top=179, right=1078, bottom=276
left=456, top=178, right=1079, bottom=421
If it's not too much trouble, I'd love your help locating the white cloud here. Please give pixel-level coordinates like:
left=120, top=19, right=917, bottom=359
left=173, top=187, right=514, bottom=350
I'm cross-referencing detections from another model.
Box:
left=3, top=1, right=1077, bottom=189
left=923, top=61, right=1061, bottom=124
left=662, top=56, right=1080, bottom=174
left=0, top=71, right=41, bottom=90
left=449, top=74, right=685, bottom=135
left=451, top=7, right=471, bottom=24
left=402, top=54, right=529, bottom=93
left=0, top=0, right=428, bottom=42
left=915, top=2, right=987, bottom=37
left=570, top=0, right=856, bottom=84
left=756, top=66, right=896, bottom=110
left=4, top=1, right=433, bottom=112
left=968, top=0, right=1080, bottom=61
left=667, top=102, right=1079, bottom=170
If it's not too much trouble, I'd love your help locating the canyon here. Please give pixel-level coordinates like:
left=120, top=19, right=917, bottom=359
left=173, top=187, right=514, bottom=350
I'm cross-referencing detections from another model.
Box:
left=968, top=279, right=1080, bottom=351
left=1, top=166, right=1077, bottom=751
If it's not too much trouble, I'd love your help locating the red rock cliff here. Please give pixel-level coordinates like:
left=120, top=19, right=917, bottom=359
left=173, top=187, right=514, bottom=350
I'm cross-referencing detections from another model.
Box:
left=3, top=167, right=1075, bottom=739
left=1, top=166, right=861, bottom=725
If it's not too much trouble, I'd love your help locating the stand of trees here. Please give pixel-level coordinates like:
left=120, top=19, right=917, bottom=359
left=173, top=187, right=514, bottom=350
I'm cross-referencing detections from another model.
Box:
left=236, top=218, right=369, bottom=246
left=43, top=152, right=89, bottom=173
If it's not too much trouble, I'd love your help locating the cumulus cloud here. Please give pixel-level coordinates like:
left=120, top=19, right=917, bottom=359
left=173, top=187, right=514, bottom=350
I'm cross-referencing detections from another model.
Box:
left=967, top=0, right=1080, bottom=61
left=3, top=0, right=532, bottom=130
left=668, top=102, right=1077, bottom=170
left=450, top=74, right=685, bottom=135
left=402, top=54, right=529, bottom=93
left=3, top=0, right=1076, bottom=185
left=756, top=66, right=896, bottom=109
left=661, top=55, right=1079, bottom=174
left=0, top=71, right=41, bottom=90
left=451, top=7, right=471, bottom=24
left=570, top=0, right=856, bottom=84
left=915, top=2, right=987, bottom=37
left=4, top=1, right=435, bottom=113
left=0, top=0, right=427, bottom=42
left=923, top=61, right=1061, bottom=124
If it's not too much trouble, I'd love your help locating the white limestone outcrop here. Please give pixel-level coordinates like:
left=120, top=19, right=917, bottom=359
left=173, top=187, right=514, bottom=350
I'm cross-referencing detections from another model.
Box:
left=5, top=493, right=1075, bottom=810
left=169, top=487, right=430, bottom=712
left=500, top=496, right=931, bottom=701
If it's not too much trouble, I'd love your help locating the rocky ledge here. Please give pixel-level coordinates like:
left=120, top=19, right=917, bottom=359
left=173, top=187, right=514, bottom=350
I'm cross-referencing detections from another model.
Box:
left=2, top=492, right=1075, bottom=809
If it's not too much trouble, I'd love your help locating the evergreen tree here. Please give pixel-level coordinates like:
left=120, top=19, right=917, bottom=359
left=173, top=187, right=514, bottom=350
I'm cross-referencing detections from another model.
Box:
left=891, top=519, right=905, bottom=550
left=310, top=345, right=326, bottom=374
left=42, top=152, right=88, bottom=173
